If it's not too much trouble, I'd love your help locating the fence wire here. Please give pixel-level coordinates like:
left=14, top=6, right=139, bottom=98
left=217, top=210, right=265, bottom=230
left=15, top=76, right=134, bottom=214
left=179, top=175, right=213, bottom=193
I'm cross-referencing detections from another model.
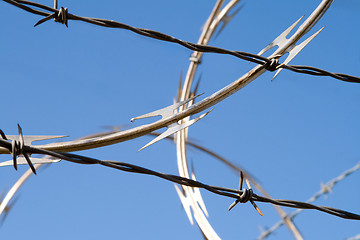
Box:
left=258, top=161, right=360, bottom=239
left=1, top=0, right=360, bottom=239
left=2, top=0, right=360, bottom=84
left=347, top=234, right=360, bottom=240
left=0, top=129, right=359, bottom=221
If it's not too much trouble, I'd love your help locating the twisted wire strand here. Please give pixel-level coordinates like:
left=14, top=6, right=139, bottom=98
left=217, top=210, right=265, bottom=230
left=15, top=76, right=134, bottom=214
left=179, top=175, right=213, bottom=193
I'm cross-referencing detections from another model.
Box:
left=2, top=0, right=360, bottom=84
left=258, top=161, right=360, bottom=239
left=0, top=136, right=359, bottom=220
left=346, top=234, right=360, bottom=240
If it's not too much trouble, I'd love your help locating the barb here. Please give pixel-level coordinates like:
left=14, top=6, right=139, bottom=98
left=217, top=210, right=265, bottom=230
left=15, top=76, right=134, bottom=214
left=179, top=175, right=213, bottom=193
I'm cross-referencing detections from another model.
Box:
left=0, top=0, right=352, bottom=157
left=1, top=0, right=359, bottom=83
left=175, top=0, right=303, bottom=239
left=214, top=5, right=243, bottom=39
left=9, top=124, right=36, bottom=174
left=33, top=0, right=68, bottom=27
left=130, top=95, right=212, bottom=151
left=258, top=161, right=360, bottom=240
left=174, top=1, right=240, bottom=239
left=0, top=125, right=66, bottom=171
left=0, top=0, right=358, bottom=238
left=228, top=171, right=263, bottom=216
left=0, top=126, right=254, bottom=227
left=0, top=135, right=359, bottom=220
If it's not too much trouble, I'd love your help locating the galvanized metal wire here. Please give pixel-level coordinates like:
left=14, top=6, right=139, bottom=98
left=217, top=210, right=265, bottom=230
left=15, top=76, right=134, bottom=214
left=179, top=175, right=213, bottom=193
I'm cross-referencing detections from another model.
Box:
left=2, top=0, right=360, bottom=84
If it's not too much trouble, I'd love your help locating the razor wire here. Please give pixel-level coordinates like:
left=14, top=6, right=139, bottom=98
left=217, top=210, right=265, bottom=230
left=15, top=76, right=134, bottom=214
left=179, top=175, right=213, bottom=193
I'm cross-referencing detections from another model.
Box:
left=173, top=1, right=303, bottom=238
left=0, top=129, right=359, bottom=221
left=1, top=0, right=360, bottom=84
left=1, top=0, right=359, bottom=239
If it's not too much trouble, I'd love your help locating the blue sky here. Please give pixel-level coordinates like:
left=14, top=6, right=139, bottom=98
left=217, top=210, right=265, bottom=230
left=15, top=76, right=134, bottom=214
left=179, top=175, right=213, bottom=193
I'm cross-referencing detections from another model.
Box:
left=1, top=0, right=360, bottom=239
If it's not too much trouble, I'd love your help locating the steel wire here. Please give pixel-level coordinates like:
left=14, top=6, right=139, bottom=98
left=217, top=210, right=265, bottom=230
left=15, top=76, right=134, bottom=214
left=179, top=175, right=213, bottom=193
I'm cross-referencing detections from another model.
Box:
left=0, top=136, right=359, bottom=220
left=2, top=0, right=360, bottom=84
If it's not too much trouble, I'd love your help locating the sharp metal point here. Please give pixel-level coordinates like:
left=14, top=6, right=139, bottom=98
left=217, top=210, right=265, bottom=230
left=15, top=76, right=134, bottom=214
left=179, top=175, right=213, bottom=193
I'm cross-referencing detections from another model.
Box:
left=23, top=153, right=37, bottom=175
left=5, top=135, right=68, bottom=146
left=272, top=27, right=324, bottom=79
left=34, top=14, right=55, bottom=27
left=257, top=16, right=304, bottom=57
left=177, top=71, right=183, bottom=103
left=228, top=199, right=239, bottom=211
left=244, top=178, right=263, bottom=216
left=130, top=94, right=203, bottom=123
left=175, top=185, right=194, bottom=225
left=191, top=75, right=202, bottom=98
left=251, top=200, right=264, bottom=216
left=239, top=171, right=244, bottom=191
left=138, top=110, right=212, bottom=151
left=11, top=141, right=17, bottom=171
left=215, top=5, right=244, bottom=39
left=229, top=172, right=244, bottom=211
left=0, top=157, right=61, bottom=167
left=245, top=178, right=252, bottom=189
left=191, top=172, right=209, bottom=217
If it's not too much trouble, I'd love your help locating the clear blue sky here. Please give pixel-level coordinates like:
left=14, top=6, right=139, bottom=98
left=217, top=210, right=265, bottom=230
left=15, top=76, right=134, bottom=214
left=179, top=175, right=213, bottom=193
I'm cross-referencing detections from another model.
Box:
left=1, top=0, right=360, bottom=239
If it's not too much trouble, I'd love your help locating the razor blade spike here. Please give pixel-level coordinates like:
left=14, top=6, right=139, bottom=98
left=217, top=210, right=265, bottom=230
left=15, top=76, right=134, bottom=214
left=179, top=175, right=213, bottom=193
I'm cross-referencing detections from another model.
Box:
left=0, top=157, right=61, bottom=167
left=272, top=27, right=324, bottom=79
left=130, top=94, right=203, bottom=123
left=175, top=185, right=194, bottom=225
left=258, top=16, right=304, bottom=57
left=5, top=135, right=67, bottom=146
left=138, top=110, right=212, bottom=151
left=215, top=5, right=243, bottom=39
left=191, top=172, right=209, bottom=217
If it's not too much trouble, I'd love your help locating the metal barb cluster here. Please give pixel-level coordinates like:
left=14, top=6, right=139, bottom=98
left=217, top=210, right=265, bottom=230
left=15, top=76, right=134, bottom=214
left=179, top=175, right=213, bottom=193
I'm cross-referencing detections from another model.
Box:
left=33, top=0, right=68, bottom=27
left=2, top=0, right=360, bottom=83
left=0, top=125, right=36, bottom=174
left=0, top=127, right=359, bottom=221
left=228, top=171, right=263, bottom=216
left=258, top=160, right=360, bottom=240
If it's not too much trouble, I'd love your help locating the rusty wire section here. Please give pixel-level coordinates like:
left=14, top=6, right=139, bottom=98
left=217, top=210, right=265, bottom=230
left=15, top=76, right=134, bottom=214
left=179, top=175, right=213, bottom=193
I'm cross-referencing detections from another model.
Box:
left=0, top=131, right=359, bottom=221
left=258, top=161, right=360, bottom=240
left=2, top=0, right=360, bottom=83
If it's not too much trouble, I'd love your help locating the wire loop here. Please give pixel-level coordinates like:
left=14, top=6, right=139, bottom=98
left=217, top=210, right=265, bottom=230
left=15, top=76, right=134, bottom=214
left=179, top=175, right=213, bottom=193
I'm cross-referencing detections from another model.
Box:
left=263, top=58, right=279, bottom=72
left=0, top=125, right=37, bottom=174
left=55, top=7, right=68, bottom=26
left=239, top=188, right=253, bottom=203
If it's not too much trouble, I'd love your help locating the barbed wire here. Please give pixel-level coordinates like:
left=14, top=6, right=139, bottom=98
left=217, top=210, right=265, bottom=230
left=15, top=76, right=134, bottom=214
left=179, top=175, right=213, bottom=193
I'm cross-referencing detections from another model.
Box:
left=258, top=161, right=360, bottom=239
left=2, top=0, right=360, bottom=84
left=0, top=128, right=359, bottom=221
left=1, top=0, right=359, bottom=238
left=0, top=125, right=301, bottom=238
left=346, top=234, right=360, bottom=240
